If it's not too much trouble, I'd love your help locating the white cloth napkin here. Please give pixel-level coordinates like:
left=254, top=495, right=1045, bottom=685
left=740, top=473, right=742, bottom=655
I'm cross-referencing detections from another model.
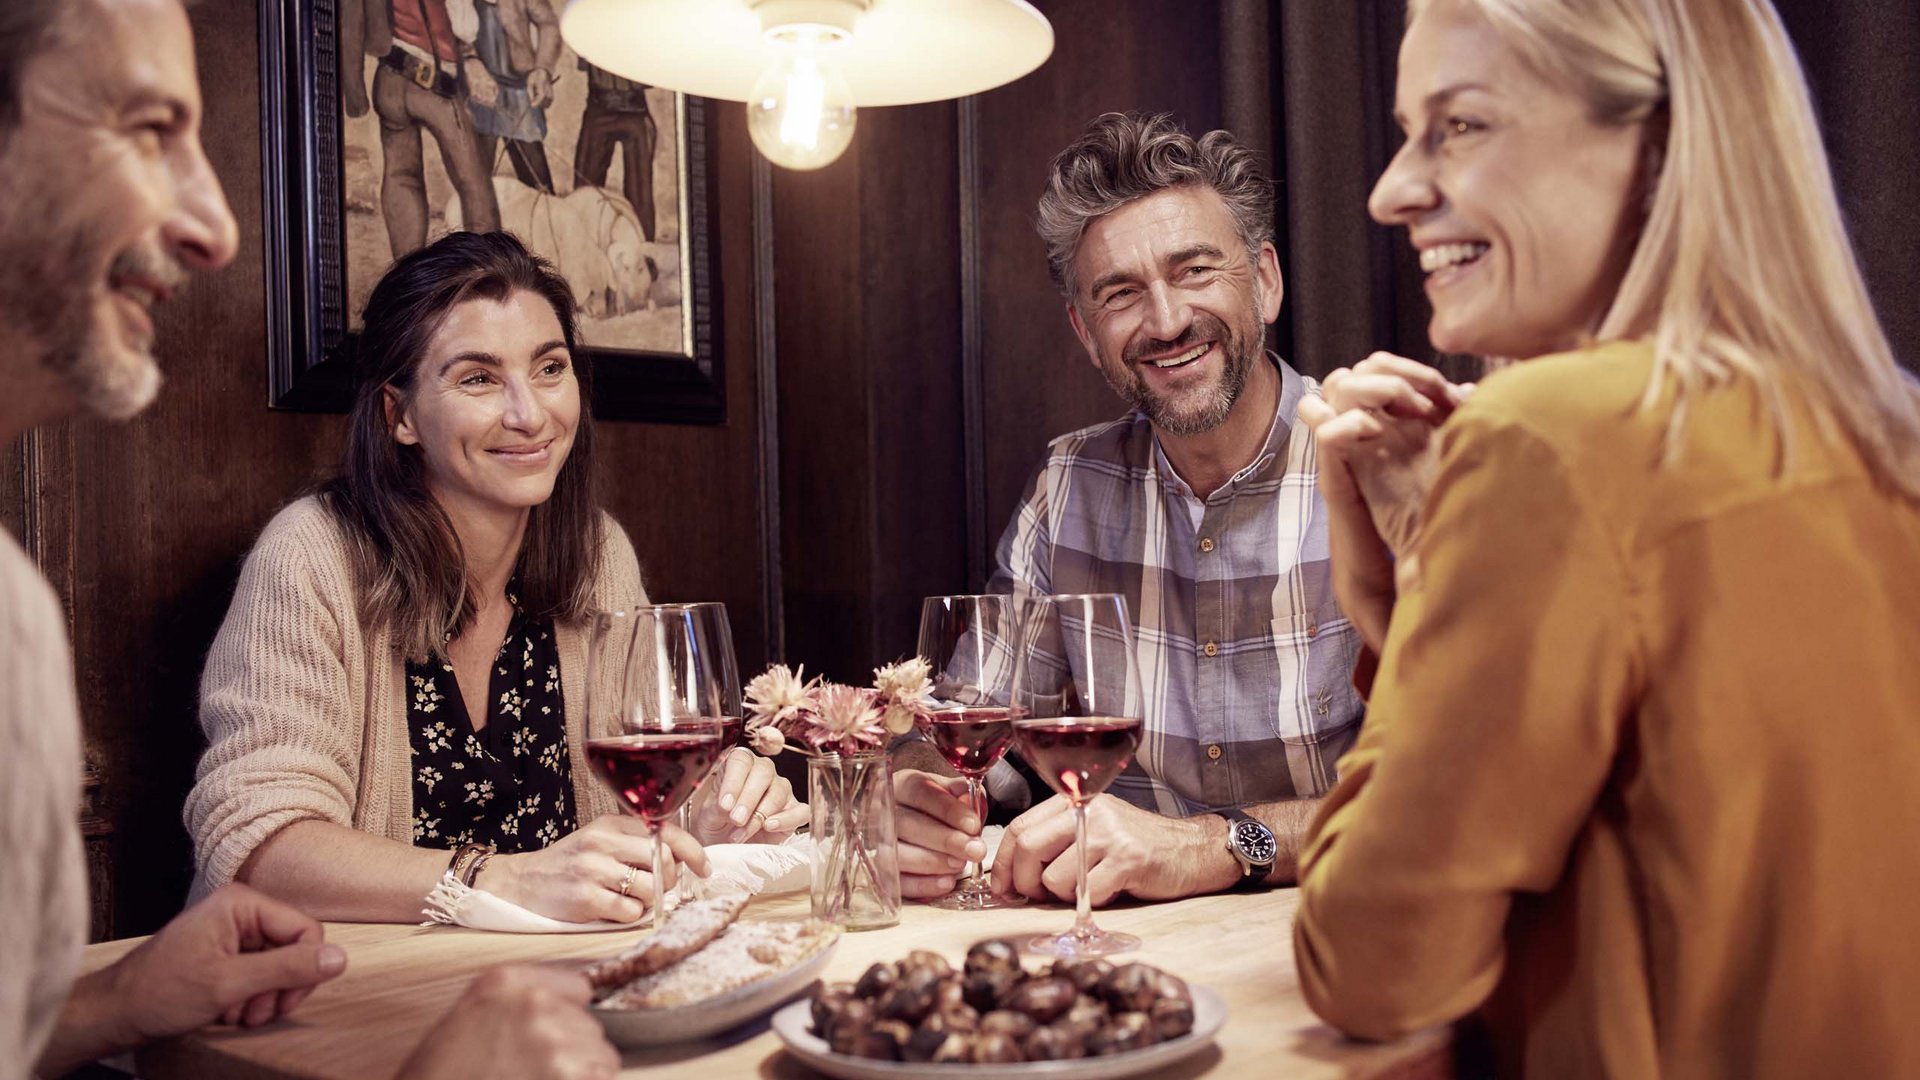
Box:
left=420, top=834, right=817, bottom=933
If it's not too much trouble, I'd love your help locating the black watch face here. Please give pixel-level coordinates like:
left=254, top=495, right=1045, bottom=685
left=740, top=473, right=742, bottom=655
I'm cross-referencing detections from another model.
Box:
left=1232, top=819, right=1277, bottom=865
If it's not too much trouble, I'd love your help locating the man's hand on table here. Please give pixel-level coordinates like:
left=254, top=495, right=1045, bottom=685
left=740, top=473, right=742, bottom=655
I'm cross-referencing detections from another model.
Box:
left=893, top=767, right=986, bottom=899
left=399, top=966, right=619, bottom=1080
left=989, top=794, right=1238, bottom=905
left=37, top=883, right=347, bottom=1076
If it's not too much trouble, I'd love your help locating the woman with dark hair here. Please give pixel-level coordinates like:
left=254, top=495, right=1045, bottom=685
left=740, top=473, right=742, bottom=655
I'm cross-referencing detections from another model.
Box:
left=185, top=231, right=803, bottom=924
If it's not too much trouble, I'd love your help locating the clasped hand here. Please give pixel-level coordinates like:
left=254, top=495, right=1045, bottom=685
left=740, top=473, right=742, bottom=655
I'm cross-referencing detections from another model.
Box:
left=1297, top=352, right=1472, bottom=652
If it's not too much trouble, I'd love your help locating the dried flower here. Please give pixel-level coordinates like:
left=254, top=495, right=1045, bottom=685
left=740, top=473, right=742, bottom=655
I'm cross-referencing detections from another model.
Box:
left=748, top=724, right=787, bottom=756
left=745, top=663, right=817, bottom=730
left=873, top=657, right=933, bottom=736
left=811, top=684, right=885, bottom=753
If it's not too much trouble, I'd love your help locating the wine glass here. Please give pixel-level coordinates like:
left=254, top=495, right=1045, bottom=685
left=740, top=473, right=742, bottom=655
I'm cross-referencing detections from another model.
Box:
left=583, top=604, right=738, bottom=926
left=1010, top=593, right=1144, bottom=957
left=916, top=594, right=1026, bottom=911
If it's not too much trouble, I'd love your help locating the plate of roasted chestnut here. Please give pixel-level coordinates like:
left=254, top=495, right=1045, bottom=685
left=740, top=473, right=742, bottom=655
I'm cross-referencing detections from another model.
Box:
left=771, top=939, right=1225, bottom=1079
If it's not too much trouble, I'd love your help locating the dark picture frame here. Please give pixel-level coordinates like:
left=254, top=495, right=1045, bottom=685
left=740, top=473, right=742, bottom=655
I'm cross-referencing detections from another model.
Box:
left=258, top=0, right=724, bottom=423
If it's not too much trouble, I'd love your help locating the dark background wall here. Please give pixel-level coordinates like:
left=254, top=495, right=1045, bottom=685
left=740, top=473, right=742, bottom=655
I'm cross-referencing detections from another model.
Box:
left=3, top=0, right=1915, bottom=937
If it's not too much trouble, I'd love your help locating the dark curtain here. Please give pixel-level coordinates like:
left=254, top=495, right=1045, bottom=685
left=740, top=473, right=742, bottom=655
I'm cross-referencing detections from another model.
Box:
left=1234, top=0, right=1920, bottom=381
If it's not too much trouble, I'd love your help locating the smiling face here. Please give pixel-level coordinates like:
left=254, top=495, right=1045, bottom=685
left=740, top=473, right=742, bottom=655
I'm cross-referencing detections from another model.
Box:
left=0, top=0, right=238, bottom=420
left=1066, top=184, right=1282, bottom=437
left=1370, top=0, right=1650, bottom=360
left=390, top=289, right=582, bottom=527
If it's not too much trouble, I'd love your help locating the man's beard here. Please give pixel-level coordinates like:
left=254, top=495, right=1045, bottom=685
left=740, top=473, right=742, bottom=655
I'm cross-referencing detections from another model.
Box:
left=1103, top=308, right=1263, bottom=437
left=0, top=215, right=178, bottom=421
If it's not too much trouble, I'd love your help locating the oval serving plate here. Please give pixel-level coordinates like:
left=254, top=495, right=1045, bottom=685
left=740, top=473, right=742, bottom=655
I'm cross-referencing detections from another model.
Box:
left=593, top=930, right=838, bottom=1047
left=770, top=984, right=1227, bottom=1080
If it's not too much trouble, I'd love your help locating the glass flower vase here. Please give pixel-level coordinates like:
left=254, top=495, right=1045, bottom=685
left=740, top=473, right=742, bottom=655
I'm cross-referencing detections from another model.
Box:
left=808, top=752, right=901, bottom=930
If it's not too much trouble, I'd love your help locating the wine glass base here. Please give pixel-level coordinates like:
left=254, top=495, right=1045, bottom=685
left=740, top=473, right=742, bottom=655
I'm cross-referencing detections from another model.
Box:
left=1025, top=926, right=1140, bottom=958
left=927, top=885, right=1025, bottom=911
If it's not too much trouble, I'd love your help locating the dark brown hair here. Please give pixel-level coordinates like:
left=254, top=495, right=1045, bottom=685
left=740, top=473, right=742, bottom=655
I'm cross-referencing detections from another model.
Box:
left=320, top=230, right=601, bottom=660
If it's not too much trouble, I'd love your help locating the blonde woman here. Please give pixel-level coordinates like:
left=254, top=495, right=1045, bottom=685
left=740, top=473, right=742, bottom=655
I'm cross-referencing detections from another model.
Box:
left=1291, top=0, right=1920, bottom=1076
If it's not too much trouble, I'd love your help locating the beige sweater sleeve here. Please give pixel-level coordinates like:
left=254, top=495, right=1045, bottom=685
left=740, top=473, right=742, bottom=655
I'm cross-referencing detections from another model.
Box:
left=0, top=535, right=85, bottom=1080
left=186, top=501, right=368, bottom=899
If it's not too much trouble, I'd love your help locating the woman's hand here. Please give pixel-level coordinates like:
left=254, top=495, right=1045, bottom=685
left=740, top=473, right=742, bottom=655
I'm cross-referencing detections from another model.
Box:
left=689, top=748, right=809, bottom=844
left=474, top=815, right=709, bottom=923
left=1298, top=352, right=1471, bottom=653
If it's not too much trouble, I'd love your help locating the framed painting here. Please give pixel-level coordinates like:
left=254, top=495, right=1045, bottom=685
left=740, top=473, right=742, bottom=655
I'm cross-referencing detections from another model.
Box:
left=259, top=0, right=723, bottom=422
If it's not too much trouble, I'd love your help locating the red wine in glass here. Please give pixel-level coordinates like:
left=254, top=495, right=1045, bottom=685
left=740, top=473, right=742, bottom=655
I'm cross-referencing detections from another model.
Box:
left=586, top=732, right=721, bottom=822
left=587, top=730, right=720, bottom=925
left=1015, top=716, right=1142, bottom=804
left=921, top=706, right=1016, bottom=776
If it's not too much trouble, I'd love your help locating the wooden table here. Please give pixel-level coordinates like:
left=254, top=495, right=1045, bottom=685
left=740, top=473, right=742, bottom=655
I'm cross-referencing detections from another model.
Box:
left=80, top=889, right=1449, bottom=1079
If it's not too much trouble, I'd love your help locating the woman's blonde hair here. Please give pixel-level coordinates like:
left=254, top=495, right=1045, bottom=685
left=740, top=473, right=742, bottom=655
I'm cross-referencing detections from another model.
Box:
left=1420, top=0, right=1920, bottom=500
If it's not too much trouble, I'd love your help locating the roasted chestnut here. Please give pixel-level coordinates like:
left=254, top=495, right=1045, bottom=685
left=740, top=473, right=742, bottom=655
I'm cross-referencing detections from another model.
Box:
left=1086, top=1011, right=1158, bottom=1056
left=977, top=1009, right=1038, bottom=1040
left=1023, top=1024, right=1087, bottom=1061
left=921, top=1003, right=979, bottom=1035
left=900, top=949, right=953, bottom=978
left=1064, top=993, right=1106, bottom=1027
left=972, top=1030, right=1027, bottom=1063
left=827, top=1002, right=875, bottom=1057
left=1003, top=976, right=1077, bottom=1023
left=1150, top=995, right=1196, bottom=1040
left=877, top=968, right=942, bottom=1025
left=1051, top=957, right=1114, bottom=994
left=850, top=1024, right=907, bottom=1061
left=964, top=938, right=1023, bottom=977
left=904, top=1026, right=968, bottom=1064
left=962, top=969, right=1017, bottom=1013
left=854, top=962, right=897, bottom=1000
left=1097, top=963, right=1162, bottom=1014
left=934, top=978, right=967, bottom=1011
left=810, top=984, right=855, bottom=1036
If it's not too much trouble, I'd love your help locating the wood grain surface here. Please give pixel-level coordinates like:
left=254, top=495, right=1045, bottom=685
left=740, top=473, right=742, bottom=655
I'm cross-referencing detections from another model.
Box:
left=81, top=890, right=1450, bottom=1080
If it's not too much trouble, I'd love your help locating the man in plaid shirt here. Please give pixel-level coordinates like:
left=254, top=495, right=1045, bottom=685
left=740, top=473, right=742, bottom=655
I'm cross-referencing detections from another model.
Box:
left=895, top=112, right=1366, bottom=907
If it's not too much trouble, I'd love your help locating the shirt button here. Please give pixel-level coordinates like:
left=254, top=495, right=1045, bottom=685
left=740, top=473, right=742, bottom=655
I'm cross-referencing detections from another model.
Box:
left=1206, top=744, right=1223, bottom=761
left=1306, top=622, right=1319, bottom=639
left=1198, top=537, right=1215, bottom=553
left=1202, top=641, right=1219, bottom=658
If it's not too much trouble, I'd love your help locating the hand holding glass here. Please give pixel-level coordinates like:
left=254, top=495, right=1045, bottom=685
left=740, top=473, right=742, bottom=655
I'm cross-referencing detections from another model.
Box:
left=915, top=594, right=1025, bottom=911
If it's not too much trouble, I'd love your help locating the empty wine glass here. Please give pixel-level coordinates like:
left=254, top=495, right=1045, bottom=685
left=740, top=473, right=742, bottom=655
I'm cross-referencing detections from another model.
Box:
left=916, top=594, right=1026, bottom=910
left=1011, top=593, right=1144, bottom=957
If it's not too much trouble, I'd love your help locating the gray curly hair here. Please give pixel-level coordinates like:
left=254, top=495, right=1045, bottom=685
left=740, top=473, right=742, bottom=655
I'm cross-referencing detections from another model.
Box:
left=1036, top=111, right=1276, bottom=299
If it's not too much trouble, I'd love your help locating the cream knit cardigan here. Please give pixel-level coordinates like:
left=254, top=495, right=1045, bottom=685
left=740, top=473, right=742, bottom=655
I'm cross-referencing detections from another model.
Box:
left=185, top=496, right=646, bottom=900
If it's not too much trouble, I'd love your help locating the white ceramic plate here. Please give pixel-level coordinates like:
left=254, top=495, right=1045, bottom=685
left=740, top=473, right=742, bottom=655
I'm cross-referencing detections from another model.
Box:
left=770, top=984, right=1227, bottom=1080
left=592, top=934, right=838, bottom=1047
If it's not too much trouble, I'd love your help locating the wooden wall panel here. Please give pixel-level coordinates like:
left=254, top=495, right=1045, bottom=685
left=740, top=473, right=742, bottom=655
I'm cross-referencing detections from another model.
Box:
left=774, top=103, right=966, bottom=683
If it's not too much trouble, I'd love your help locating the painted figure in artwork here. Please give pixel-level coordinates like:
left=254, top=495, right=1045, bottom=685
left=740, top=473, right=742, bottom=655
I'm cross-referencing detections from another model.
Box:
left=468, top=0, right=561, bottom=194
left=573, top=60, right=659, bottom=242
left=341, top=0, right=501, bottom=257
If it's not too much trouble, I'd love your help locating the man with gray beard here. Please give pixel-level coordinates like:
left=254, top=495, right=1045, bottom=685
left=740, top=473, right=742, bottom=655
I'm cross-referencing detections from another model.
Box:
left=0, top=3, right=617, bottom=1077
left=892, top=113, right=1367, bottom=909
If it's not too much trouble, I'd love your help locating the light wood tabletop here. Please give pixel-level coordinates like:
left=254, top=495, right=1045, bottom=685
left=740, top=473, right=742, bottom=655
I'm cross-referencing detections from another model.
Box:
left=80, top=888, right=1450, bottom=1079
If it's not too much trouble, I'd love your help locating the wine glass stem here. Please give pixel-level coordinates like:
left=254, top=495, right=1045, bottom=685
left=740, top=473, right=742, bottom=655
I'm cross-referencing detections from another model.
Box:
left=1071, top=800, right=1095, bottom=938
left=960, top=774, right=985, bottom=887
left=651, top=825, right=668, bottom=930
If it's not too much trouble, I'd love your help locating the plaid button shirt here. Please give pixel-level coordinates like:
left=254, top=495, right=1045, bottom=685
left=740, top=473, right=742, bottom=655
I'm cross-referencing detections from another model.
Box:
left=989, top=357, right=1366, bottom=816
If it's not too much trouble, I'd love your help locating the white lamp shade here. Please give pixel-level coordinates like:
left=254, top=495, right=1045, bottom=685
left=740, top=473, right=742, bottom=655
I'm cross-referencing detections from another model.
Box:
left=559, top=0, right=1055, bottom=107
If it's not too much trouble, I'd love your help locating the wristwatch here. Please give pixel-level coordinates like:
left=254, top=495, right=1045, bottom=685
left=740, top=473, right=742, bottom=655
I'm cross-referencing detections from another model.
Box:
left=1216, top=809, right=1277, bottom=887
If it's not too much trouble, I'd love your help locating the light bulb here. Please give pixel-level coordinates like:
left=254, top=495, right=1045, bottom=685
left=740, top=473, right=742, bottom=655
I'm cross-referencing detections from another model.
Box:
left=747, top=46, right=856, bottom=171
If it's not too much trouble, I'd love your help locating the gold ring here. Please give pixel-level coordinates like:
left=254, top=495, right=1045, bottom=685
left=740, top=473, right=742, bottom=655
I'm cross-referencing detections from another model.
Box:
left=617, top=864, right=638, bottom=899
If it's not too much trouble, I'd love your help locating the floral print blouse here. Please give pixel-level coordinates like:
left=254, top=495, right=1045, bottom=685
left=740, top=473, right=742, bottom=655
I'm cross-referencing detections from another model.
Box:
left=407, top=594, right=576, bottom=853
